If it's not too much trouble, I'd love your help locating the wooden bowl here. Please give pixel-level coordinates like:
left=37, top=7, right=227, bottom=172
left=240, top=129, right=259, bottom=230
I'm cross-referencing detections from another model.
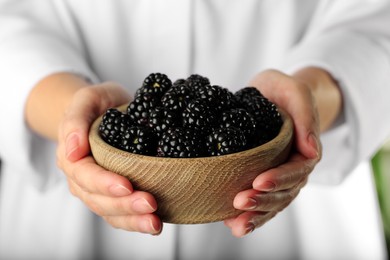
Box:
left=89, top=106, right=293, bottom=224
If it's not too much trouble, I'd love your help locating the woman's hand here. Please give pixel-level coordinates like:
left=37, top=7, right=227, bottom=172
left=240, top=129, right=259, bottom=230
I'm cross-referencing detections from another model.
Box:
left=56, top=81, right=162, bottom=235
left=224, top=68, right=342, bottom=237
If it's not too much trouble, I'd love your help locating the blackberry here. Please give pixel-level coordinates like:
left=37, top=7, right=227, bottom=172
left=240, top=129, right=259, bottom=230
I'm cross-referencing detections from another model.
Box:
left=220, top=108, right=257, bottom=143
left=234, top=86, right=263, bottom=105
left=182, top=99, right=217, bottom=134
left=197, top=84, right=235, bottom=112
left=99, top=108, right=131, bottom=148
left=206, top=127, right=247, bottom=156
left=121, top=126, right=157, bottom=155
left=127, top=92, right=159, bottom=126
left=136, top=73, right=172, bottom=98
left=186, top=74, right=210, bottom=91
left=243, top=95, right=283, bottom=142
left=173, top=78, right=187, bottom=86
left=99, top=73, right=283, bottom=157
left=148, top=106, right=181, bottom=137
left=161, top=83, right=194, bottom=112
left=157, top=128, right=206, bottom=158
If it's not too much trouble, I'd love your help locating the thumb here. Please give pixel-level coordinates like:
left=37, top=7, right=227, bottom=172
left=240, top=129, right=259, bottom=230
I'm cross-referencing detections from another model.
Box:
left=295, top=115, right=321, bottom=161
left=64, top=128, right=91, bottom=162
left=283, top=81, right=321, bottom=161
left=63, top=107, right=97, bottom=162
left=249, top=69, right=321, bottom=160
left=61, top=83, right=131, bottom=162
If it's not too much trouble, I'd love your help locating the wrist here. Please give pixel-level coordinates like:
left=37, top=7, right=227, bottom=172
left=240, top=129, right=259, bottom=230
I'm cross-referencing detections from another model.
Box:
left=292, top=67, right=343, bottom=132
left=25, top=72, right=92, bottom=140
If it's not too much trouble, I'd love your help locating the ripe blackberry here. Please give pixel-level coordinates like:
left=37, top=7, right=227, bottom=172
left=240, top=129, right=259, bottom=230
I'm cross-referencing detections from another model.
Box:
left=197, top=84, right=235, bottom=112
left=99, top=73, right=283, bottom=157
left=157, top=128, right=206, bottom=158
left=234, top=86, right=263, bottom=104
left=206, top=127, right=247, bottom=156
left=186, top=74, right=210, bottom=91
left=173, top=78, right=187, bottom=86
left=99, top=108, right=131, bottom=148
left=148, top=106, right=181, bottom=137
left=127, top=92, right=159, bottom=126
left=161, top=83, right=194, bottom=112
left=136, top=73, right=172, bottom=99
left=243, top=95, right=283, bottom=142
left=220, top=108, right=257, bottom=142
left=182, top=99, right=217, bottom=134
left=121, top=126, right=157, bottom=155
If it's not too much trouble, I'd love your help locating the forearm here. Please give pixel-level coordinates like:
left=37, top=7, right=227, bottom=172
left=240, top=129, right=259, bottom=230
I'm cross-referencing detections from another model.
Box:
left=292, top=67, right=343, bottom=132
left=25, top=73, right=91, bottom=141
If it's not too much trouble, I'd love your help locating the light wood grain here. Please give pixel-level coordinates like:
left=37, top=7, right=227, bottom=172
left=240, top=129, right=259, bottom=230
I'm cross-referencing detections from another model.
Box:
left=89, top=105, right=293, bottom=224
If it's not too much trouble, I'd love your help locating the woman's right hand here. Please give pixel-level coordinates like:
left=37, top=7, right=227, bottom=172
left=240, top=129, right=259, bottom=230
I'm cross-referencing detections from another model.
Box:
left=56, top=82, right=162, bottom=235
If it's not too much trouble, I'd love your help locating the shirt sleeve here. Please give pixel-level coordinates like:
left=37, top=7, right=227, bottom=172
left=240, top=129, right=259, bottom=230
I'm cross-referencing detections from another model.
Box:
left=282, top=0, right=390, bottom=184
left=0, top=0, right=98, bottom=189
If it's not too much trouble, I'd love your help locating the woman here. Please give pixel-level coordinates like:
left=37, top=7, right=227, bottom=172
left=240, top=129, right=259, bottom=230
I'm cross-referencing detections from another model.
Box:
left=0, top=1, right=389, bottom=259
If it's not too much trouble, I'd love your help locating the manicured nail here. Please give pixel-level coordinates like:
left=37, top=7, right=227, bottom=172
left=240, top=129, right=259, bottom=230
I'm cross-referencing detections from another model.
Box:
left=109, top=184, right=132, bottom=196
left=140, top=218, right=160, bottom=234
left=308, top=133, right=320, bottom=159
left=151, top=221, right=162, bottom=235
left=259, top=181, right=275, bottom=192
left=244, top=198, right=257, bottom=210
left=242, top=222, right=255, bottom=237
left=66, top=133, right=79, bottom=159
left=133, top=198, right=156, bottom=212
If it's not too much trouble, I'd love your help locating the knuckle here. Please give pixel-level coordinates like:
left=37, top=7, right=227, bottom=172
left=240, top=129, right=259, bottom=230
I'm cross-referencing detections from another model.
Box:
left=302, top=161, right=316, bottom=176
left=262, top=194, right=275, bottom=209
left=252, top=211, right=277, bottom=228
left=68, top=185, right=77, bottom=197
left=71, top=163, right=87, bottom=189
left=111, top=197, right=129, bottom=214
left=302, top=176, right=309, bottom=186
left=287, top=188, right=299, bottom=200
left=255, top=193, right=277, bottom=211
left=56, top=158, right=62, bottom=170
left=66, top=179, right=78, bottom=197
left=74, top=86, right=96, bottom=100
left=104, top=216, right=137, bottom=232
left=103, top=216, right=121, bottom=230
left=81, top=192, right=105, bottom=216
left=88, top=200, right=104, bottom=216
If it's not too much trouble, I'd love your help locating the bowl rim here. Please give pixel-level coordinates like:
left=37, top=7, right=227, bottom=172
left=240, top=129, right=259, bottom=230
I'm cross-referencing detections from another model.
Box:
left=89, top=104, right=293, bottom=163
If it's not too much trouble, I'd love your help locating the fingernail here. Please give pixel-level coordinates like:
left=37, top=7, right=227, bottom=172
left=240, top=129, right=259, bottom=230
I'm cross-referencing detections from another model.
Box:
left=140, top=218, right=160, bottom=234
left=109, top=184, right=132, bottom=196
left=151, top=221, right=162, bottom=235
left=133, top=198, right=156, bottom=213
left=308, top=133, right=320, bottom=159
left=66, top=133, right=79, bottom=159
left=258, top=181, right=275, bottom=192
left=242, top=222, right=255, bottom=237
left=244, top=198, right=257, bottom=210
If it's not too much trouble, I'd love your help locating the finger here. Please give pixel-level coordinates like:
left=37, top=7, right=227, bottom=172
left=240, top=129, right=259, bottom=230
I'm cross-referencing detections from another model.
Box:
left=223, top=218, right=235, bottom=229
left=233, top=188, right=301, bottom=212
left=64, top=156, right=133, bottom=196
left=227, top=211, right=277, bottom=238
left=252, top=153, right=316, bottom=192
left=103, top=214, right=162, bottom=235
left=80, top=190, right=158, bottom=216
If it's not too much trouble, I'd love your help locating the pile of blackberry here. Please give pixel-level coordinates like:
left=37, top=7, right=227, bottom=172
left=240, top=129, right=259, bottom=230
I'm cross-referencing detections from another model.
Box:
left=99, top=73, right=283, bottom=157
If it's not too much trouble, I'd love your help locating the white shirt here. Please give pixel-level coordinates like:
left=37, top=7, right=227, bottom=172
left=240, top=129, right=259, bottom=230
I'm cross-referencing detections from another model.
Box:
left=0, top=0, right=390, bottom=259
